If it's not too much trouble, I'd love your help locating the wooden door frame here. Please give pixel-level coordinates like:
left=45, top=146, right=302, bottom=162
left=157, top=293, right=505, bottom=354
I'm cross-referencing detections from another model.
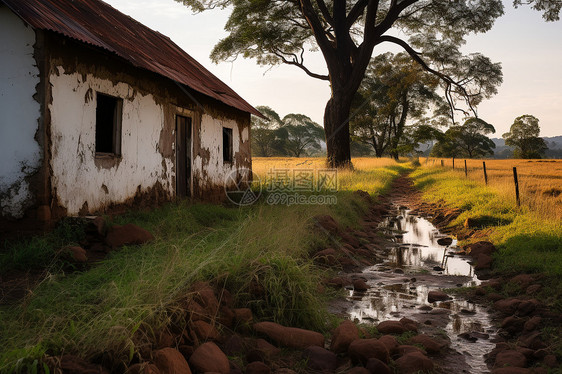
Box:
left=175, top=108, right=194, bottom=198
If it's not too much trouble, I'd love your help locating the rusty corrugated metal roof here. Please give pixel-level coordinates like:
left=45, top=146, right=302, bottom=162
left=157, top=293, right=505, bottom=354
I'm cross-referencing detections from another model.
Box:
left=2, top=0, right=262, bottom=117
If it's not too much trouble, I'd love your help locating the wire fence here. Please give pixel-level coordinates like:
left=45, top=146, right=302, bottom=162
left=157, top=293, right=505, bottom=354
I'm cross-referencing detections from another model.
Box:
left=421, top=157, right=562, bottom=220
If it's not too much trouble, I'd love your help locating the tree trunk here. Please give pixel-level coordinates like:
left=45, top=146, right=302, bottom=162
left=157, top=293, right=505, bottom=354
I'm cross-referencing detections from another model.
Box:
left=324, top=95, right=352, bottom=168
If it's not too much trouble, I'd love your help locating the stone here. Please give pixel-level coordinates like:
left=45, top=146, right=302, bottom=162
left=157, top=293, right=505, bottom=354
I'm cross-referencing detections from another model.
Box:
left=523, top=316, right=541, bottom=332
left=517, top=299, right=539, bottom=316
left=463, top=218, right=479, bottom=228
left=365, top=358, right=391, bottom=374
left=436, top=237, right=453, bottom=246
left=428, top=290, right=450, bottom=303
left=302, top=346, right=337, bottom=372
left=543, top=354, right=558, bottom=368
left=353, top=279, right=369, bottom=292
left=105, top=223, right=154, bottom=248
left=253, top=322, right=324, bottom=349
left=255, top=338, right=281, bottom=357
left=219, top=306, right=235, bottom=328
left=394, top=352, right=434, bottom=374
left=188, top=342, right=230, bottom=374
left=127, top=363, right=161, bottom=374
left=314, top=248, right=339, bottom=266
left=396, top=345, right=425, bottom=357
left=464, top=241, right=496, bottom=257
left=330, top=320, right=359, bottom=354
left=191, top=282, right=220, bottom=317
left=500, top=316, right=525, bottom=334
left=233, top=308, right=253, bottom=325
left=399, top=317, right=418, bottom=332
left=223, top=335, right=245, bottom=356
left=347, top=368, right=369, bottom=374
left=376, top=321, right=405, bottom=335
left=314, top=215, right=340, bottom=234
left=474, top=253, right=493, bottom=270
left=68, top=246, right=88, bottom=263
left=246, top=362, right=271, bottom=374
left=520, top=332, right=547, bottom=350
left=246, top=350, right=266, bottom=363
left=526, top=284, right=542, bottom=295
left=494, top=298, right=522, bottom=315
left=377, top=335, right=398, bottom=356
left=348, top=339, right=390, bottom=365
left=511, top=274, right=534, bottom=289
left=191, top=320, right=219, bottom=341
left=494, top=350, right=527, bottom=368
left=186, top=300, right=208, bottom=322
left=154, top=348, right=191, bottom=374
left=407, top=335, right=445, bottom=355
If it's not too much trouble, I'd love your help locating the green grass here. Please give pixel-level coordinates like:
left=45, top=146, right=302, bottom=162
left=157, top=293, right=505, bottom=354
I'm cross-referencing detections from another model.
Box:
left=0, top=162, right=412, bottom=372
left=411, top=166, right=562, bottom=291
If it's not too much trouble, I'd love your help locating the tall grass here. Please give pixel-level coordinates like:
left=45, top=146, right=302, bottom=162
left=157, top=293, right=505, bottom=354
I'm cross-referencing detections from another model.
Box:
left=0, top=158, right=409, bottom=371
left=421, top=158, right=562, bottom=220
left=411, top=167, right=562, bottom=279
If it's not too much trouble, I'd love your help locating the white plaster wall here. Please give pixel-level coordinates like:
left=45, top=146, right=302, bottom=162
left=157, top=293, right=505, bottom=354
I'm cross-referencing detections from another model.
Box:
left=0, top=6, right=42, bottom=218
left=49, top=66, right=174, bottom=214
left=193, top=114, right=247, bottom=188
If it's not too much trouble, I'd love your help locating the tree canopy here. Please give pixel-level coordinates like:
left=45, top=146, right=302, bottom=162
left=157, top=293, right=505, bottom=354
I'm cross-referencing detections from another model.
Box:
left=503, top=114, right=548, bottom=159
left=176, top=0, right=560, bottom=166
left=431, top=117, right=496, bottom=158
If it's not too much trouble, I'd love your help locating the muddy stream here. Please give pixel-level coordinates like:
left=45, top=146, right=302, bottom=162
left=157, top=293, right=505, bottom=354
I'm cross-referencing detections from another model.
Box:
left=332, top=206, right=497, bottom=373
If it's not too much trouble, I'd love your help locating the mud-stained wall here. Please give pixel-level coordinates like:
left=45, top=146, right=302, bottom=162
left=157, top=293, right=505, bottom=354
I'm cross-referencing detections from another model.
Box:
left=0, top=6, right=42, bottom=219
left=192, top=113, right=251, bottom=197
left=48, top=66, right=174, bottom=215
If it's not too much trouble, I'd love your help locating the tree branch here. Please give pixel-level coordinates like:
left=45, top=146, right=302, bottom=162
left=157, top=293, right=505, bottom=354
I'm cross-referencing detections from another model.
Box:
left=273, top=50, right=330, bottom=80
left=316, top=0, right=334, bottom=26
left=380, top=35, right=477, bottom=120
left=346, top=0, right=370, bottom=28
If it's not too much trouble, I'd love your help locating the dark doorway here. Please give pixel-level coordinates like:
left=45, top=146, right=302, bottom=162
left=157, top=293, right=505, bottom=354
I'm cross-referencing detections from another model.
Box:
left=176, top=115, right=192, bottom=198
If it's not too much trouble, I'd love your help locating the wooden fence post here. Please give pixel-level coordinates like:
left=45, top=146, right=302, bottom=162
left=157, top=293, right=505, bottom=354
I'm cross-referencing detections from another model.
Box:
left=464, top=160, right=467, bottom=177
left=441, top=160, right=444, bottom=167
left=513, top=167, right=520, bottom=206
left=483, top=161, right=488, bottom=185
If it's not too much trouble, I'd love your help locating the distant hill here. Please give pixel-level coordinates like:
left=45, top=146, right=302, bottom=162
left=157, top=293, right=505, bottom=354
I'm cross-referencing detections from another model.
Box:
left=491, top=136, right=562, bottom=159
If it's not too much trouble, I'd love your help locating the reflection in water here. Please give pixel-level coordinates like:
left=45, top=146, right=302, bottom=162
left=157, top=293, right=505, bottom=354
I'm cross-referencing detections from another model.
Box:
left=345, top=207, right=495, bottom=374
left=383, top=208, right=475, bottom=278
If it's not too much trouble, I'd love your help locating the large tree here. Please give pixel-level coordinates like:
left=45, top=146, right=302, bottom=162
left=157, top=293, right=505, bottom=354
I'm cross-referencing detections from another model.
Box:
left=431, top=117, right=496, bottom=158
left=282, top=114, right=325, bottom=156
left=251, top=106, right=287, bottom=156
left=503, top=114, right=548, bottom=159
left=177, top=0, right=561, bottom=167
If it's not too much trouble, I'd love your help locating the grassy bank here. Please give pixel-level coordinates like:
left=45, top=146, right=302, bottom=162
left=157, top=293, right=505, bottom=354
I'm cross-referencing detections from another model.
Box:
left=411, top=166, right=562, bottom=301
left=0, top=159, right=410, bottom=371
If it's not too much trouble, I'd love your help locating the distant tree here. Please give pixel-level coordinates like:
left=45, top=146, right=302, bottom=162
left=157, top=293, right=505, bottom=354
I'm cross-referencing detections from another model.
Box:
left=431, top=117, right=496, bottom=158
left=281, top=114, right=325, bottom=157
left=502, top=115, right=548, bottom=159
left=251, top=106, right=286, bottom=156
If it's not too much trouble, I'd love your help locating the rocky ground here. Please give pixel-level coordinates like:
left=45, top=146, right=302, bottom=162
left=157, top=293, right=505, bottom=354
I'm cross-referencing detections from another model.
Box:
left=4, top=174, right=561, bottom=374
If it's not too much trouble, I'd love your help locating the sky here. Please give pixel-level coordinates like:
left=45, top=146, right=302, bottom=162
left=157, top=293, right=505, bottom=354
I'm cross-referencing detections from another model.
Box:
left=104, top=0, right=561, bottom=137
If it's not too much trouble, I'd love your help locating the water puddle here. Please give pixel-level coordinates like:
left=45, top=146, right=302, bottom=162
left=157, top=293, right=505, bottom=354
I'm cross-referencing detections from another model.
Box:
left=343, top=207, right=496, bottom=373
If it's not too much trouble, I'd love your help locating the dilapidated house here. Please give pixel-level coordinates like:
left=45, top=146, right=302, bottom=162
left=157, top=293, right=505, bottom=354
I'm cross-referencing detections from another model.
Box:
left=0, top=0, right=261, bottom=231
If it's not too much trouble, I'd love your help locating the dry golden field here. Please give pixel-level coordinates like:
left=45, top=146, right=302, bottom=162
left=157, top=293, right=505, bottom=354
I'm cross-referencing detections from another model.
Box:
left=421, top=157, right=562, bottom=220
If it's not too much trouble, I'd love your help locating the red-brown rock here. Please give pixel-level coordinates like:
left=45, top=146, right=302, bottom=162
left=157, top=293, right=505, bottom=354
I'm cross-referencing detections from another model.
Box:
left=154, top=348, right=191, bottom=374
left=407, top=335, right=445, bottom=355
left=492, top=368, right=532, bottom=374
left=474, top=253, right=493, bottom=270
left=365, top=358, right=391, bottom=374
left=428, top=290, right=450, bottom=303
left=191, top=282, right=220, bottom=317
left=494, top=350, right=527, bottom=368
left=523, top=316, right=541, bottom=332
left=191, top=320, right=219, bottom=341
left=399, top=317, right=418, bottom=332
left=233, top=308, right=253, bottom=325
left=314, top=215, right=340, bottom=234
left=246, top=362, right=270, bottom=374
left=394, top=352, right=434, bottom=374
left=68, top=246, right=88, bottom=263
left=376, top=321, right=406, bottom=335
left=302, top=346, right=337, bottom=372
left=348, top=339, right=390, bottom=365
left=189, top=342, right=230, bottom=374
left=253, top=322, right=324, bottom=349
left=353, top=279, right=369, bottom=291
left=377, top=335, right=399, bottom=356
left=314, top=248, right=339, bottom=266
left=105, top=223, right=154, bottom=248
left=347, top=368, right=369, bottom=374
left=494, top=298, right=522, bottom=315
left=396, top=345, right=425, bottom=357
left=464, top=241, right=496, bottom=257
left=330, top=320, right=359, bottom=354
left=127, top=363, right=161, bottom=374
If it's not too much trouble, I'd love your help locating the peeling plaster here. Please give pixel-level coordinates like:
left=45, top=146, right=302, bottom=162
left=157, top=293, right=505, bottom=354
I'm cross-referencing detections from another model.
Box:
left=0, top=6, right=42, bottom=218
left=49, top=67, right=174, bottom=214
